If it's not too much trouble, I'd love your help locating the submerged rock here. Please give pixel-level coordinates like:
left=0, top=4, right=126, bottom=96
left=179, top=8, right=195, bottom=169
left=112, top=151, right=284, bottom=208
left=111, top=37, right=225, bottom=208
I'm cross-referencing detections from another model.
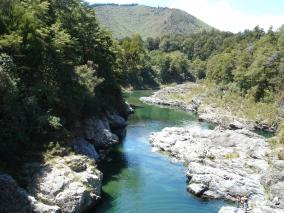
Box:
left=26, top=155, right=102, bottom=213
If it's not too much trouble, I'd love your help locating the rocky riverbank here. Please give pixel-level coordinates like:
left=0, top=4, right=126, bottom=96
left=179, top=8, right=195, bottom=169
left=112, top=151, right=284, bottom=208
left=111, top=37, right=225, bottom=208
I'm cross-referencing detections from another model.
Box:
left=0, top=104, right=134, bottom=213
left=140, top=83, right=277, bottom=132
left=142, top=84, right=283, bottom=213
left=150, top=126, right=284, bottom=213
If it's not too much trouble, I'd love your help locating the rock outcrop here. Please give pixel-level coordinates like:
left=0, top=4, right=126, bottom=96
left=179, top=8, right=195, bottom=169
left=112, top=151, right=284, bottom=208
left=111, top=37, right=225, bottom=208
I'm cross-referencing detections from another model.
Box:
left=1, top=106, right=131, bottom=213
left=150, top=126, right=284, bottom=212
left=84, top=117, right=119, bottom=148
left=83, top=113, right=128, bottom=148
left=26, top=155, right=102, bottom=213
left=0, top=173, right=60, bottom=213
left=70, top=138, right=100, bottom=161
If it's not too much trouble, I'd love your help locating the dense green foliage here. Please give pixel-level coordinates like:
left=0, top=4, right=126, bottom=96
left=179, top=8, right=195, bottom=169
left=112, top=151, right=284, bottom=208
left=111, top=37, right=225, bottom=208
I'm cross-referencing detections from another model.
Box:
left=119, top=27, right=284, bottom=102
left=0, top=0, right=126, bottom=166
left=93, top=4, right=212, bottom=39
left=114, top=34, right=195, bottom=88
left=1, top=0, right=283, bottom=170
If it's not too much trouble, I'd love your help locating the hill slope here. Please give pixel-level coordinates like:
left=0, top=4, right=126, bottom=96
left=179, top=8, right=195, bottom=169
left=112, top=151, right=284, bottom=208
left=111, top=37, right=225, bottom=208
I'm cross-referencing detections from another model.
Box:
left=92, top=4, right=213, bottom=39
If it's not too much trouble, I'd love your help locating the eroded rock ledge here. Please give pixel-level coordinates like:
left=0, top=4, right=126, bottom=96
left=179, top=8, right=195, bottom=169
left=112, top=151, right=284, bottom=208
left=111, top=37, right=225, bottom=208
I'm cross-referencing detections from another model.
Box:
left=26, top=155, right=102, bottom=213
left=0, top=104, right=134, bottom=213
left=150, top=126, right=284, bottom=213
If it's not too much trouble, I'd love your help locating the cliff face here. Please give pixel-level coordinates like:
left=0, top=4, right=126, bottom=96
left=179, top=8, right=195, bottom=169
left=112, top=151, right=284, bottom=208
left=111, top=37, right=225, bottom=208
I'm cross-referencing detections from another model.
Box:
left=0, top=104, right=134, bottom=213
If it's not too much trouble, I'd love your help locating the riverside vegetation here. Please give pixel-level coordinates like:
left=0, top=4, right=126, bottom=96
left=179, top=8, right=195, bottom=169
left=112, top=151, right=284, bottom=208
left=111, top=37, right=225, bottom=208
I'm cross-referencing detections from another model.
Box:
left=0, top=1, right=284, bottom=213
left=0, top=0, right=132, bottom=212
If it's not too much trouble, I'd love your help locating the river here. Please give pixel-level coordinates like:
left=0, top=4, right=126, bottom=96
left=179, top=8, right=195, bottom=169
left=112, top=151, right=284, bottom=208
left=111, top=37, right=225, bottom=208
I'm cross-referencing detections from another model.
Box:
left=94, top=90, right=226, bottom=213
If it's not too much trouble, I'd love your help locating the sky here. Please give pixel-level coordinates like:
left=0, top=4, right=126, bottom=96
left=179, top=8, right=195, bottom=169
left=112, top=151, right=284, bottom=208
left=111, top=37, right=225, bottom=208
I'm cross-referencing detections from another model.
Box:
left=85, top=0, right=284, bottom=33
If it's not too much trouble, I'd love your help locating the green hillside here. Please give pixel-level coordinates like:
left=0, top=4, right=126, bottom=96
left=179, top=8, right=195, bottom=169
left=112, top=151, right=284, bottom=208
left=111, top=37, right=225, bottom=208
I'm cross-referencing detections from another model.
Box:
left=92, top=4, right=213, bottom=39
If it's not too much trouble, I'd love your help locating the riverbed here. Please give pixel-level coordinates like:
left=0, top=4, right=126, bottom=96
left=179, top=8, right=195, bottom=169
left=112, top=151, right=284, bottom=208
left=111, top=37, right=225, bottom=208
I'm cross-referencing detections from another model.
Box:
left=94, top=91, right=226, bottom=213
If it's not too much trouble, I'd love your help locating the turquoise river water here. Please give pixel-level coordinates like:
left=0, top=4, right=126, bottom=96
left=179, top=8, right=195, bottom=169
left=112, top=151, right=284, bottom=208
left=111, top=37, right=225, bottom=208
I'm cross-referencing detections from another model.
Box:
left=94, top=90, right=227, bottom=213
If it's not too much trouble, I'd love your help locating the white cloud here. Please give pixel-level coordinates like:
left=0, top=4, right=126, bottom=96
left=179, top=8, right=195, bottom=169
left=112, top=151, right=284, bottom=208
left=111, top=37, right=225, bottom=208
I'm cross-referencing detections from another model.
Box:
left=169, top=0, right=284, bottom=32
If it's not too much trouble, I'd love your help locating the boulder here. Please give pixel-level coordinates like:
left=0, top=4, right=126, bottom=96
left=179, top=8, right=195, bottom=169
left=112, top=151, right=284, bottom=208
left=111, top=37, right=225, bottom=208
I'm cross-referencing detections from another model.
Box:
left=0, top=173, right=60, bottom=213
left=107, top=112, right=127, bottom=130
left=70, top=138, right=100, bottom=161
left=187, top=183, right=208, bottom=196
left=84, top=117, right=119, bottom=148
left=27, top=155, right=102, bottom=213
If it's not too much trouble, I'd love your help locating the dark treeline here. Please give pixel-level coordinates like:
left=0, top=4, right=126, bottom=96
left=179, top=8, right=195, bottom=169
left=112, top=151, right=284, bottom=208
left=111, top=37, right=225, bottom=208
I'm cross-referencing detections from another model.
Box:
left=118, top=27, right=284, bottom=103
left=0, top=0, right=127, bottom=168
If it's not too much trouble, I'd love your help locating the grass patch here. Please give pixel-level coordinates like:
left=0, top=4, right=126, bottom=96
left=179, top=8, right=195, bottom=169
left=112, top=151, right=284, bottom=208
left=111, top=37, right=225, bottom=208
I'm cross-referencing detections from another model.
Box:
left=164, top=83, right=278, bottom=126
left=43, top=141, right=74, bottom=162
left=224, top=152, right=240, bottom=159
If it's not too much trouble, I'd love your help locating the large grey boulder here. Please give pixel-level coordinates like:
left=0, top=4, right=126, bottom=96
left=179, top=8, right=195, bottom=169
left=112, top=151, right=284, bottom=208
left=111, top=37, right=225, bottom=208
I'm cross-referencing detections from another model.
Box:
left=107, top=112, right=127, bottom=130
left=0, top=174, right=60, bottom=213
left=187, top=183, right=208, bottom=196
left=84, top=117, right=119, bottom=148
left=27, top=155, right=102, bottom=213
left=70, top=138, right=100, bottom=161
left=106, top=113, right=128, bottom=139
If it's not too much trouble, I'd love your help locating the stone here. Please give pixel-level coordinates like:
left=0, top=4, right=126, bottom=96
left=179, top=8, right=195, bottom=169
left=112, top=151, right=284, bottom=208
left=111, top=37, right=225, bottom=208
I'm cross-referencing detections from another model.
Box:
left=70, top=138, right=100, bottom=161
left=84, top=117, right=119, bottom=148
left=107, top=112, right=127, bottom=130
left=187, top=183, right=208, bottom=196
left=27, top=155, right=102, bottom=213
left=0, top=173, right=60, bottom=213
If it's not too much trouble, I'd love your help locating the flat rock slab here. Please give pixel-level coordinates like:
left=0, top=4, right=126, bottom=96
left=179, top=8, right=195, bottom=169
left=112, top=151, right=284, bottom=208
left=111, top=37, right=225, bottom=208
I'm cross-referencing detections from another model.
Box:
left=150, top=126, right=283, bottom=212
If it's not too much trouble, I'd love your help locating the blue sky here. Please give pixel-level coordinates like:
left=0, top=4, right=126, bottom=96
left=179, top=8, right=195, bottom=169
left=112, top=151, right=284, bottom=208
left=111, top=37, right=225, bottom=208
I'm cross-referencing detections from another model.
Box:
left=85, top=0, right=284, bottom=32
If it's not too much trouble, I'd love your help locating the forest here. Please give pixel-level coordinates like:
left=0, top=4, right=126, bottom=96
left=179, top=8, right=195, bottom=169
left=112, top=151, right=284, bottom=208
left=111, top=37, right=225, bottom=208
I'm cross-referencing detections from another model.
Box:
left=113, top=26, right=284, bottom=144
left=119, top=27, right=284, bottom=103
left=0, top=0, right=127, bottom=169
left=0, top=0, right=283, bottom=171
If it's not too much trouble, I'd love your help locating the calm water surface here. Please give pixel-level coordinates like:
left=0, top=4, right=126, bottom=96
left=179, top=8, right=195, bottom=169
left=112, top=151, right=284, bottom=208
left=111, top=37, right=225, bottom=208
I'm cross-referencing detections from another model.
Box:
left=94, top=91, right=226, bottom=213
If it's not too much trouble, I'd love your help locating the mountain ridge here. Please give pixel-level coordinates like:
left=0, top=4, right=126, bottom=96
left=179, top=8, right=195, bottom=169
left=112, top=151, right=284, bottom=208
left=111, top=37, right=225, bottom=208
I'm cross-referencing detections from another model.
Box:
left=92, top=4, right=214, bottom=39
